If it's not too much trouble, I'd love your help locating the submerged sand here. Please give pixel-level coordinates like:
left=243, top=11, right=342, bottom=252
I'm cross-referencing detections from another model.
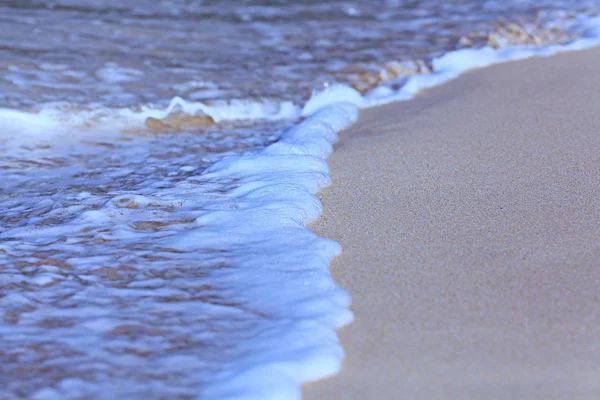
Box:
left=304, top=47, right=600, bottom=399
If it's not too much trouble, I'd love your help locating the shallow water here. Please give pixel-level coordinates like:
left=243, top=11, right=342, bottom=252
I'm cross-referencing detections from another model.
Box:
left=1, top=0, right=597, bottom=110
left=1, top=1, right=599, bottom=399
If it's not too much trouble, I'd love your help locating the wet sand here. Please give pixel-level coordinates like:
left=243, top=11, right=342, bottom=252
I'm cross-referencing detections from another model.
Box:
left=303, top=46, right=600, bottom=399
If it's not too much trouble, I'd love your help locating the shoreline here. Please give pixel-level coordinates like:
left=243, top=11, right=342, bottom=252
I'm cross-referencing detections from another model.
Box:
left=303, top=46, right=600, bottom=399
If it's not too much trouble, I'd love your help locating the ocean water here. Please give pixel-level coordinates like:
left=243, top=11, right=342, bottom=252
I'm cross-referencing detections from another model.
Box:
left=1, top=1, right=600, bottom=399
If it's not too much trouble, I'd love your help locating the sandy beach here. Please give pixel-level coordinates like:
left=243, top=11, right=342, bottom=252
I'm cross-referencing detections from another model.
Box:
left=303, top=47, right=600, bottom=399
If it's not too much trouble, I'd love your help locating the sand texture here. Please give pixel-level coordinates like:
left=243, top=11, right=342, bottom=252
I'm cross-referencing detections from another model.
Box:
left=303, top=47, right=600, bottom=399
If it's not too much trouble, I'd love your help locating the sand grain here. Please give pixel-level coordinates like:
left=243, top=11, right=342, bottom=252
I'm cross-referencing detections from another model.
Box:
left=304, top=47, right=600, bottom=399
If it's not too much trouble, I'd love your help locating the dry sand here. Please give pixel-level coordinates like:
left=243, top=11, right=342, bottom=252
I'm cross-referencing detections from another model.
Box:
left=303, top=47, right=600, bottom=399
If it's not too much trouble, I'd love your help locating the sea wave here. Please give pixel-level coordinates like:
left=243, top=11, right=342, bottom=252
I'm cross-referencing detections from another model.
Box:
left=3, top=6, right=600, bottom=400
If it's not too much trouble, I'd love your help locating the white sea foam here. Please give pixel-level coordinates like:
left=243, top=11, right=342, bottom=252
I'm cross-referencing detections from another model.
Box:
left=363, top=15, right=600, bottom=107
left=0, top=102, right=357, bottom=400
left=3, top=10, right=600, bottom=400
left=194, top=14, right=600, bottom=398
left=194, top=103, right=358, bottom=399
left=0, top=96, right=300, bottom=136
left=150, top=96, right=300, bottom=123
